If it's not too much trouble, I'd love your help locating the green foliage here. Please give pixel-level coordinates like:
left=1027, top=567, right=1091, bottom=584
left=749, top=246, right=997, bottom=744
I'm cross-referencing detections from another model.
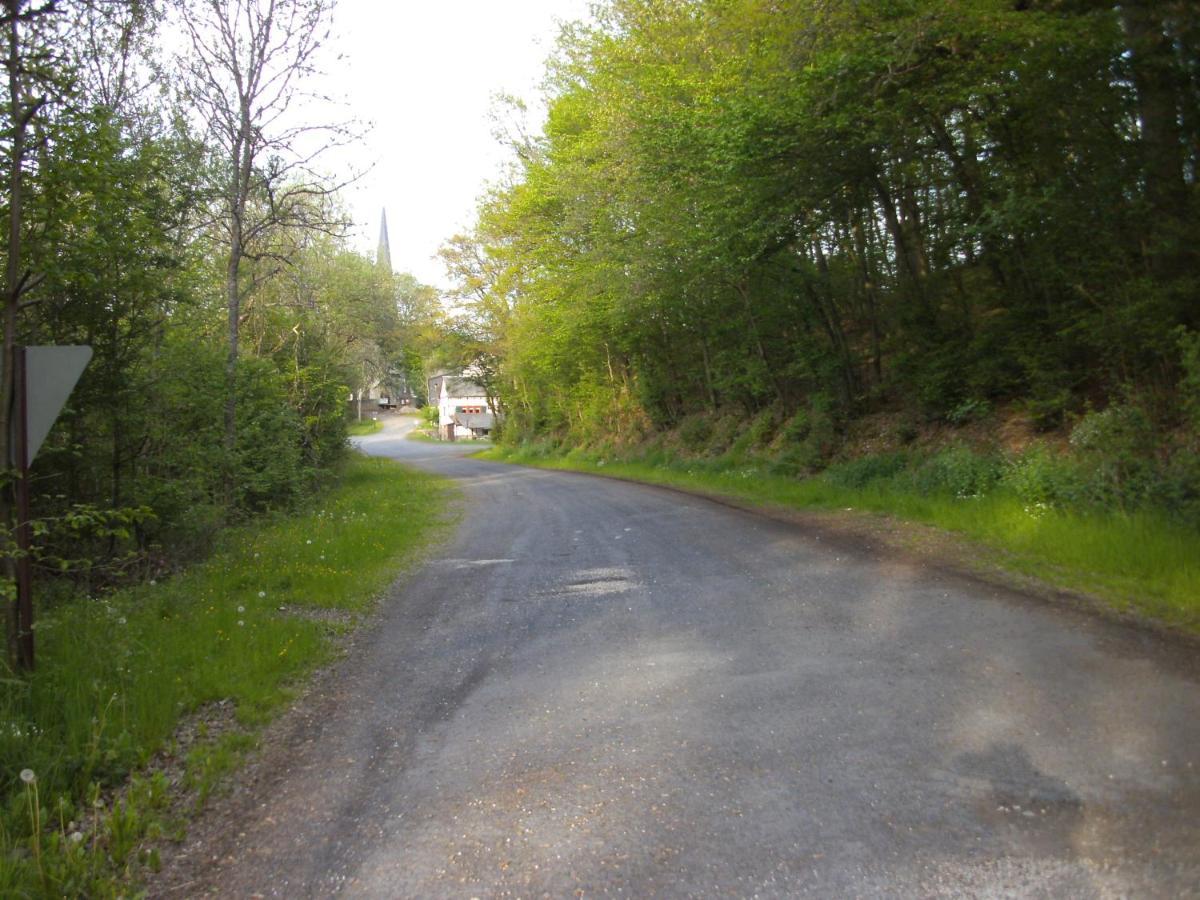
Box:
left=449, top=0, right=1197, bottom=508
left=0, top=455, right=451, bottom=895
left=947, top=398, right=992, bottom=427
left=823, top=452, right=912, bottom=490
left=1069, top=404, right=1158, bottom=509
left=1178, top=328, right=1200, bottom=431
left=677, top=415, right=714, bottom=453
left=999, top=447, right=1083, bottom=509
left=912, top=447, right=1004, bottom=499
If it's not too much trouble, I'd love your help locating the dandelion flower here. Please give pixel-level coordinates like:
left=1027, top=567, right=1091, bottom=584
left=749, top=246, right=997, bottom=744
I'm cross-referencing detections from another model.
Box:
left=70, top=831, right=84, bottom=844
left=237, top=605, right=245, bottom=613
left=258, top=591, right=266, bottom=598
left=19, top=769, right=35, bottom=784
left=237, top=620, right=245, bottom=627
left=306, top=539, right=312, bottom=545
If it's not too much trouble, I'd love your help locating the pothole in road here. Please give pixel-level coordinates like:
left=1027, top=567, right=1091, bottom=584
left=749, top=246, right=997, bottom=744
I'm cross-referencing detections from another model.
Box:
left=556, top=567, right=639, bottom=598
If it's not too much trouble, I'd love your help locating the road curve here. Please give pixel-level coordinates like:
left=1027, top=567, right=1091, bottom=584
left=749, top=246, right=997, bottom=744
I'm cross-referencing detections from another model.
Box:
left=159, top=415, right=1200, bottom=898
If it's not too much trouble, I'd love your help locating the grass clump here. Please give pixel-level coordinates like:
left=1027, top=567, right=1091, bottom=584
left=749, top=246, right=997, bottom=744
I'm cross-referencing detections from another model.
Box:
left=0, top=453, right=451, bottom=896
left=346, top=417, right=384, bottom=436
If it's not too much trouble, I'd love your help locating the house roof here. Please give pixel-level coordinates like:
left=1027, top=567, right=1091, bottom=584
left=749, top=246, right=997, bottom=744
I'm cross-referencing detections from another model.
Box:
left=453, top=411, right=495, bottom=431
left=444, top=377, right=487, bottom=399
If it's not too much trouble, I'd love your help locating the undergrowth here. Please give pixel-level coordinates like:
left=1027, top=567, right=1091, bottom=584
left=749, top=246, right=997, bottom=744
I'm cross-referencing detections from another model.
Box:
left=0, top=453, right=451, bottom=896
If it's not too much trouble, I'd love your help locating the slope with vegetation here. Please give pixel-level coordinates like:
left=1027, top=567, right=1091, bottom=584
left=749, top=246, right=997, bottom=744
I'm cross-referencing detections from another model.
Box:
left=453, top=0, right=1200, bottom=620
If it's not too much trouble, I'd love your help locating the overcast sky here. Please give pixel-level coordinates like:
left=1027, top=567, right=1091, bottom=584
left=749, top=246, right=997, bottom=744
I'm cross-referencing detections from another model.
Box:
left=324, top=0, right=593, bottom=288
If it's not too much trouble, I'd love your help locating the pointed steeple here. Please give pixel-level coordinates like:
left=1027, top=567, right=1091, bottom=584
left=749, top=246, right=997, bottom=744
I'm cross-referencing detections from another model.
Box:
left=376, top=208, right=392, bottom=274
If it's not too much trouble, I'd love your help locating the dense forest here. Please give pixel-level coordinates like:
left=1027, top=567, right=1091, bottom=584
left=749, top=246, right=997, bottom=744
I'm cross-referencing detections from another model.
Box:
left=0, top=0, right=446, bottom=665
left=452, top=0, right=1199, bottom=514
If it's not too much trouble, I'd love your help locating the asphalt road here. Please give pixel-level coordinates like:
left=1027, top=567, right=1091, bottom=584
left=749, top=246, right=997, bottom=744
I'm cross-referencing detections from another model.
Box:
left=159, top=416, right=1200, bottom=898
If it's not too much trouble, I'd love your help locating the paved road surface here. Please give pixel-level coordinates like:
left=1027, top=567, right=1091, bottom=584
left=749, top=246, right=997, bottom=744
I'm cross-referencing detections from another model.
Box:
left=159, top=416, right=1200, bottom=897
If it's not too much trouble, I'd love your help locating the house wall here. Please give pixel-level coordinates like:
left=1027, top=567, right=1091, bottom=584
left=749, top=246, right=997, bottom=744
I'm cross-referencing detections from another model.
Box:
left=436, top=379, right=493, bottom=440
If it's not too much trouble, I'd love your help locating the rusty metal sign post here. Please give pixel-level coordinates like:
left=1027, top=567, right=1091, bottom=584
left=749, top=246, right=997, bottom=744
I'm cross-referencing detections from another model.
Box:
left=10, top=345, right=92, bottom=670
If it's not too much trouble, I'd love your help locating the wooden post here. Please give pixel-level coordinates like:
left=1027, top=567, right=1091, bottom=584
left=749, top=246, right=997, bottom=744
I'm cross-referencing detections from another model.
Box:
left=13, top=345, right=32, bottom=670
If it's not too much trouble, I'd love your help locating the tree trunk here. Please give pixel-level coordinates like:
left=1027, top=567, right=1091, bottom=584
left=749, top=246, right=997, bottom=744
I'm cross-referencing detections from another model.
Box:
left=2, top=1, right=25, bottom=667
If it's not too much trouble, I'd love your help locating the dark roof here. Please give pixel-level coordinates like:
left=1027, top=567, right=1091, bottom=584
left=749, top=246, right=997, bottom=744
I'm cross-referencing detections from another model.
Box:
left=445, top=377, right=487, bottom=398
left=453, top=412, right=495, bottom=431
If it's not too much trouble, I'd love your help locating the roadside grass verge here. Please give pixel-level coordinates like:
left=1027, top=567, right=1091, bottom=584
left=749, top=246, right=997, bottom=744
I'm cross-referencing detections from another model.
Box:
left=346, top=418, right=383, bottom=436
left=0, top=453, right=452, bottom=896
left=480, top=445, right=1200, bottom=633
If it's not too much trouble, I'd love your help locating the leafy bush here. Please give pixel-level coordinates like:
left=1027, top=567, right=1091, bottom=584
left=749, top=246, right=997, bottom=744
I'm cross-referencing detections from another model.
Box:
left=823, top=452, right=911, bottom=489
left=1178, top=327, right=1200, bottom=431
left=912, top=446, right=1002, bottom=498
left=746, top=409, right=778, bottom=448
left=1143, top=447, right=1200, bottom=522
left=999, top=446, right=1084, bottom=507
left=704, top=415, right=742, bottom=456
left=677, top=415, right=714, bottom=452
left=232, top=359, right=306, bottom=512
left=946, top=397, right=991, bottom=426
left=778, top=409, right=810, bottom=444
left=1069, top=404, right=1157, bottom=509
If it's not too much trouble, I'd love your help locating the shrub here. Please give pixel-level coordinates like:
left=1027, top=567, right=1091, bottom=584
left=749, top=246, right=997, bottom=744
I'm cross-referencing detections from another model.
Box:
left=1178, top=327, right=1200, bottom=432
left=946, top=397, right=991, bottom=426
left=778, top=409, right=810, bottom=444
left=677, top=415, right=714, bottom=452
left=1069, top=403, right=1157, bottom=509
left=823, top=452, right=911, bottom=490
left=770, top=442, right=824, bottom=477
left=704, top=414, right=742, bottom=456
left=912, top=446, right=1002, bottom=498
left=1000, top=446, right=1084, bottom=507
left=745, top=408, right=779, bottom=449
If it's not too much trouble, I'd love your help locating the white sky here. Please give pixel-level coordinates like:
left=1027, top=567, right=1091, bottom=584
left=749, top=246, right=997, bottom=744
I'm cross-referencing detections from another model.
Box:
left=324, top=0, right=593, bottom=288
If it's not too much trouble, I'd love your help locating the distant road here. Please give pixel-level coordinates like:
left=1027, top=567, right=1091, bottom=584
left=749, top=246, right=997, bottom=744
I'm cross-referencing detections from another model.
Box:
left=161, top=414, right=1200, bottom=897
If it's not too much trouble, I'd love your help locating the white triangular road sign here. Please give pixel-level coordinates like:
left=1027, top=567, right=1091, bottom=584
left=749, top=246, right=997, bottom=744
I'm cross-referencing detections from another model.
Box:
left=24, top=345, right=92, bottom=463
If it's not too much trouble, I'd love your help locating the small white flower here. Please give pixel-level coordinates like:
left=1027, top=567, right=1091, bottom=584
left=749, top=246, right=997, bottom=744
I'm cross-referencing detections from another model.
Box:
left=117, top=617, right=126, bottom=626
left=19, top=769, right=35, bottom=784
left=306, top=539, right=312, bottom=545
left=237, top=605, right=245, bottom=613
left=149, top=579, right=156, bottom=586
left=237, top=620, right=244, bottom=627
left=69, top=831, right=84, bottom=844
left=258, top=591, right=266, bottom=598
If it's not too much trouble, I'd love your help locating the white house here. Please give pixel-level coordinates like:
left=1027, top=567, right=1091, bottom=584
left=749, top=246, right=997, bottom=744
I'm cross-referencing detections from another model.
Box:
left=428, top=373, right=496, bottom=441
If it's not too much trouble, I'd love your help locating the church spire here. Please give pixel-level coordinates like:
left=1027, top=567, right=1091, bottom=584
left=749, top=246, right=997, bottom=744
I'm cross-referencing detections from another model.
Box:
left=376, top=208, right=392, bottom=273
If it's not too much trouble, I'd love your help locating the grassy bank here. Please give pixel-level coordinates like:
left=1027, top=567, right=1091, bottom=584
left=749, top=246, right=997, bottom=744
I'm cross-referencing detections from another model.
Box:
left=480, top=445, right=1200, bottom=633
left=346, top=417, right=384, bottom=436
left=0, top=453, right=452, bottom=896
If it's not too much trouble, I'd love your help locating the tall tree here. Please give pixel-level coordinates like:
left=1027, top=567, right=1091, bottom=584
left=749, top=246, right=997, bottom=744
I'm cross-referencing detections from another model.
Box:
left=1, top=0, right=65, bottom=666
left=174, top=0, right=352, bottom=495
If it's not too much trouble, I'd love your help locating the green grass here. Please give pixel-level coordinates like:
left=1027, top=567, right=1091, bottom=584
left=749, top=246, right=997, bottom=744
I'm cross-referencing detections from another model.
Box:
left=0, top=453, right=453, bottom=896
left=480, top=445, right=1200, bottom=632
left=346, top=417, right=383, bottom=436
